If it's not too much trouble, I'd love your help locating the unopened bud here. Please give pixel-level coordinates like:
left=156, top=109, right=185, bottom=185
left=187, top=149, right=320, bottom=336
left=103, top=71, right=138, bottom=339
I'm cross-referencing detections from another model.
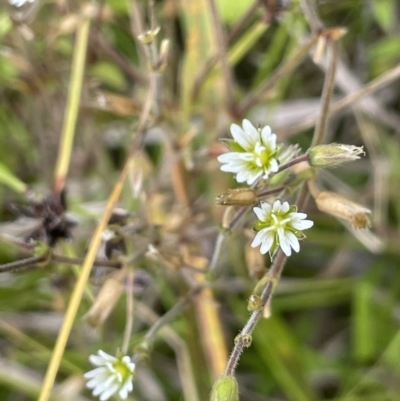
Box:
left=157, top=39, right=170, bottom=72
left=210, top=376, right=239, bottom=401
left=247, top=294, right=262, bottom=312
left=138, top=27, right=160, bottom=44
left=307, top=143, right=365, bottom=168
left=84, top=272, right=125, bottom=328
left=315, top=191, right=371, bottom=229
left=216, top=188, right=257, bottom=206
left=263, top=297, right=272, bottom=318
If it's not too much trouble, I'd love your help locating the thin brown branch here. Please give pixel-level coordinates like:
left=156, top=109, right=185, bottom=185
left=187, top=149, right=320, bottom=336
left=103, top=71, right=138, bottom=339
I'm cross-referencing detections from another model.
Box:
left=90, top=30, right=147, bottom=86
left=300, top=0, right=323, bottom=33
left=312, top=42, right=338, bottom=146
left=279, top=63, right=400, bottom=137
left=239, top=33, right=320, bottom=114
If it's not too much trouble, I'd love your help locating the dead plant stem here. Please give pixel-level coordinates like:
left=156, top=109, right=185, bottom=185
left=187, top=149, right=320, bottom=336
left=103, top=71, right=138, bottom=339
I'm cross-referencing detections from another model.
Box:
left=312, top=42, right=338, bottom=146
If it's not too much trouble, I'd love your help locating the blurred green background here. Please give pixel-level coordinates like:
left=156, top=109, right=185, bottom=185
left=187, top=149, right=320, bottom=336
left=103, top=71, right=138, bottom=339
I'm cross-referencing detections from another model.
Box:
left=0, top=0, right=400, bottom=400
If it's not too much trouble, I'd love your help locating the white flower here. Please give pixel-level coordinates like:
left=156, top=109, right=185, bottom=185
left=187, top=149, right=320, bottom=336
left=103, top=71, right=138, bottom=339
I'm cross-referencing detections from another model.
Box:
left=9, top=0, right=35, bottom=7
left=84, top=350, right=135, bottom=401
left=251, top=200, right=313, bottom=257
left=218, top=119, right=283, bottom=185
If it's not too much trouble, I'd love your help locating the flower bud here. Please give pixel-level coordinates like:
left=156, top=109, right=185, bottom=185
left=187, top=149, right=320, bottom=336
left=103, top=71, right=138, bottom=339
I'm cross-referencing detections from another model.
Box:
left=315, top=191, right=371, bottom=229
left=210, top=376, right=239, bottom=401
left=137, top=27, right=160, bottom=44
left=157, top=39, right=170, bottom=72
left=247, top=294, right=262, bottom=312
left=216, top=188, right=257, bottom=206
left=307, top=143, right=365, bottom=168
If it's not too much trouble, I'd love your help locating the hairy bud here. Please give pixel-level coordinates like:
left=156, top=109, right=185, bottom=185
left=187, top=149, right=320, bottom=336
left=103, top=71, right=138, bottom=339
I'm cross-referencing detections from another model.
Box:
left=216, top=188, right=257, bottom=206
left=210, top=376, right=239, bottom=401
left=307, top=143, right=365, bottom=168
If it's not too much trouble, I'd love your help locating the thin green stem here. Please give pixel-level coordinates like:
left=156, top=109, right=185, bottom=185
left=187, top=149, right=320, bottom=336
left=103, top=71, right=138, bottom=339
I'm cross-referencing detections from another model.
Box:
left=122, top=270, right=135, bottom=354
left=53, top=8, right=91, bottom=195
left=225, top=251, right=287, bottom=376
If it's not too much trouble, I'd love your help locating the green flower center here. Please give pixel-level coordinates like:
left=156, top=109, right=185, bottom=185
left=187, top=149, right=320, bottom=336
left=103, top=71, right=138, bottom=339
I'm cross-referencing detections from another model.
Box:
left=114, top=360, right=132, bottom=382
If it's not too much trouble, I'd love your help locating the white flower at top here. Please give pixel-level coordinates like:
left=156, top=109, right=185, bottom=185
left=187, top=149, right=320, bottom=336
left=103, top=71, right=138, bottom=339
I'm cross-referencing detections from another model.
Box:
left=251, top=200, right=313, bottom=257
left=218, top=119, right=283, bottom=185
left=9, top=0, right=35, bottom=7
left=84, top=350, right=135, bottom=401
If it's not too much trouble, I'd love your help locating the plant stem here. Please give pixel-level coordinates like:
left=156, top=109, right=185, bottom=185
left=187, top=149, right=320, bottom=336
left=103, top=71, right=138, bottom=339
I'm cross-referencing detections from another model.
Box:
left=225, top=251, right=287, bottom=376
left=0, top=255, right=46, bottom=273
left=239, top=33, right=319, bottom=114
left=277, top=154, right=308, bottom=173
left=53, top=7, right=91, bottom=195
left=122, top=270, right=135, bottom=354
left=312, top=42, right=338, bottom=147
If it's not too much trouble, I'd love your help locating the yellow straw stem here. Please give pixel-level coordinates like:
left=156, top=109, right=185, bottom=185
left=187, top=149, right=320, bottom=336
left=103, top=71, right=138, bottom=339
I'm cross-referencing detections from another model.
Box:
left=53, top=8, right=91, bottom=195
left=38, top=163, right=128, bottom=401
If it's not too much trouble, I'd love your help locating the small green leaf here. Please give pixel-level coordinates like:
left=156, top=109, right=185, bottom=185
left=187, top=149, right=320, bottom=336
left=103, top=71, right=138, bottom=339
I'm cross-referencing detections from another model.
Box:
left=0, top=162, right=27, bottom=194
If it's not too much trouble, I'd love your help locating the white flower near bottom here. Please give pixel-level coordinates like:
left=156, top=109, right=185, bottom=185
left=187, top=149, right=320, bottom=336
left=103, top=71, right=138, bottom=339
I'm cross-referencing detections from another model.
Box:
left=251, top=200, right=313, bottom=257
left=84, top=350, right=135, bottom=401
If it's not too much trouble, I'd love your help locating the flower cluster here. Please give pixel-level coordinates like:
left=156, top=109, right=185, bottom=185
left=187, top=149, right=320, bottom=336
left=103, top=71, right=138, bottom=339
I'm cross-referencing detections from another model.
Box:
left=84, top=350, right=135, bottom=401
left=218, top=119, right=313, bottom=257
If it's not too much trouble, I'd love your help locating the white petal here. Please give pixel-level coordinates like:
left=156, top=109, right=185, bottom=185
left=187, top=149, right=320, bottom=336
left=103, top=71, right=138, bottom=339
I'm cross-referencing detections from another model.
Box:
left=272, top=199, right=282, bottom=213
left=242, top=119, right=259, bottom=145
left=261, top=202, right=272, bottom=214
left=281, top=201, right=290, bottom=213
left=99, top=383, right=119, bottom=401
left=267, top=133, right=277, bottom=149
left=217, top=152, right=241, bottom=163
left=253, top=207, right=267, bottom=221
left=260, top=231, right=274, bottom=254
left=239, top=153, right=255, bottom=161
left=285, top=231, right=300, bottom=253
left=277, top=228, right=291, bottom=256
left=89, top=352, right=115, bottom=366
left=86, top=377, right=103, bottom=389
left=236, top=169, right=251, bottom=183
left=260, top=125, right=272, bottom=144
left=84, top=367, right=107, bottom=379
left=246, top=170, right=263, bottom=185
left=251, top=230, right=266, bottom=248
left=93, top=382, right=107, bottom=397
left=231, top=123, right=251, bottom=150
left=291, top=219, right=313, bottom=230
left=220, top=163, right=242, bottom=173
left=119, top=386, right=129, bottom=400
left=269, top=158, right=279, bottom=172
left=289, top=212, right=307, bottom=220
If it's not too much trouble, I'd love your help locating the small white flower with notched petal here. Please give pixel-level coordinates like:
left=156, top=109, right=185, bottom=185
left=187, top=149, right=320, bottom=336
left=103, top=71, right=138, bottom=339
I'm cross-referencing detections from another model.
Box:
left=251, top=200, right=313, bottom=257
left=218, top=119, right=281, bottom=185
left=84, top=350, right=135, bottom=401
